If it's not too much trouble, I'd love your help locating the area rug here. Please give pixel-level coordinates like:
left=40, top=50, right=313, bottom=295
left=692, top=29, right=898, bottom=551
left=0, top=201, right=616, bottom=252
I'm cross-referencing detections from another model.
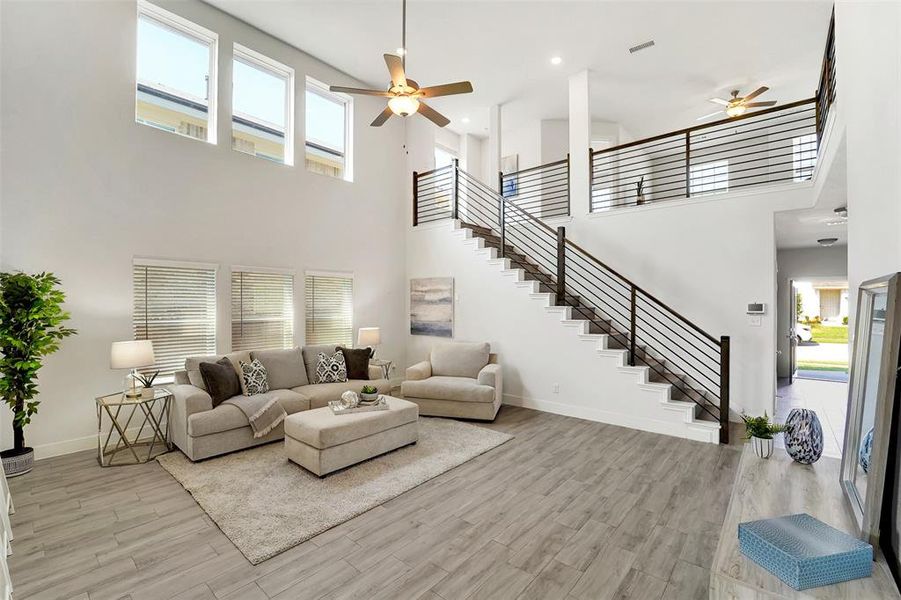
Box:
left=157, top=417, right=512, bottom=564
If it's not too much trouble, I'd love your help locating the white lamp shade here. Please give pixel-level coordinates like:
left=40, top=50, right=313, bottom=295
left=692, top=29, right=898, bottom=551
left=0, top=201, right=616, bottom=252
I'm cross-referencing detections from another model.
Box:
left=110, top=340, right=155, bottom=370
left=357, top=327, right=381, bottom=347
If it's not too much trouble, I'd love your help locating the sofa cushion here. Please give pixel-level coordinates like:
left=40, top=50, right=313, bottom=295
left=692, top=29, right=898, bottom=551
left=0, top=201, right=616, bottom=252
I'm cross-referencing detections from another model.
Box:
left=187, top=388, right=310, bottom=437
left=401, top=376, right=495, bottom=404
left=340, top=346, right=372, bottom=380
left=293, top=378, right=392, bottom=409
left=284, top=397, right=418, bottom=449
left=430, top=342, right=490, bottom=378
left=252, top=347, right=308, bottom=389
left=185, top=351, right=251, bottom=393
left=302, top=344, right=338, bottom=384
left=199, top=357, right=242, bottom=407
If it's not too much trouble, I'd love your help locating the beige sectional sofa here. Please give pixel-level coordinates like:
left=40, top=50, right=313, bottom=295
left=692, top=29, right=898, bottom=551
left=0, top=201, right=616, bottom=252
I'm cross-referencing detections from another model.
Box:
left=401, top=342, right=502, bottom=421
left=170, top=344, right=390, bottom=461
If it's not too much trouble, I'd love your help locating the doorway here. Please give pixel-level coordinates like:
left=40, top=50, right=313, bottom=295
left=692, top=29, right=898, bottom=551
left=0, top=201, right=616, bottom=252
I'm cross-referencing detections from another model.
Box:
left=791, top=279, right=849, bottom=382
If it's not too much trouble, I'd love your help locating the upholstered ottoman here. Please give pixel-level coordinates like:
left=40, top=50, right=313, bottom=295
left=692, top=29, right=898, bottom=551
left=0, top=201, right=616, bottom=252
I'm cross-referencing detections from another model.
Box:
left=284, top=396, right=418, bottom=476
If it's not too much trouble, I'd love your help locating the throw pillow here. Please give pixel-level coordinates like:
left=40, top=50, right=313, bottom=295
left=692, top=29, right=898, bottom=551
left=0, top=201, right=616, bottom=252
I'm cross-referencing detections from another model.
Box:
left=199, top=357, right=242, bottom=407
left=340, top=346, right=372, bottom=380
left=240, top=359, right=270, bottom=395
left=316, top=351, right=347, bottom=383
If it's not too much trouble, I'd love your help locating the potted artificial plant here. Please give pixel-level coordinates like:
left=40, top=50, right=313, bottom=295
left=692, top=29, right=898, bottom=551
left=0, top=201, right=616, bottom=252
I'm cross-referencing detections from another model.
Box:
left=360, top=385, right=379, bottom=403
left=0, top=272, right=76, bottom=476
left=135, top=370, right=160, bottom=398
left=636, top=176, right=646, bottom=205
left=741, top=412, right=786, bottom=459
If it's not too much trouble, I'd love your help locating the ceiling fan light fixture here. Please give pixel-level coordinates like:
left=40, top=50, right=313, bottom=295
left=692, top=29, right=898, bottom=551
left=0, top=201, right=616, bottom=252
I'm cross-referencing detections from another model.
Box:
left=396, top=47, right=406, bottom=56
left=388, top=95, right=420, bottom=116
left=817, top=237, right=839, bottom=247
left=725, top=103, right=747, bottom=118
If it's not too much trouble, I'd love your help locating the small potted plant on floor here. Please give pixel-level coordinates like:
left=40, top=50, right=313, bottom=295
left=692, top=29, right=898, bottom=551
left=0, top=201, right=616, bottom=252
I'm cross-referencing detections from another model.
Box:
left=741, top=412, right=786, bottom=459
left=0, top=272, right=76, bottom=476
left=360, top=385, right=379, bottom=403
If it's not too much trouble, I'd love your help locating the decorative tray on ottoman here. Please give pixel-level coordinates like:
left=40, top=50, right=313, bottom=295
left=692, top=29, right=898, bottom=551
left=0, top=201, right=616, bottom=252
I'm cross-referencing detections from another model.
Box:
left=738, top=513, right=873, bottom=591
left=328, top=395, right=389, bottom=415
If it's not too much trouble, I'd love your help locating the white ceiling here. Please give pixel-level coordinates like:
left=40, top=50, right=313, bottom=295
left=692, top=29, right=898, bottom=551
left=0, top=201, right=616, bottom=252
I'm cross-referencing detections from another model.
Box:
left=206, top=0, right=834, bottom=139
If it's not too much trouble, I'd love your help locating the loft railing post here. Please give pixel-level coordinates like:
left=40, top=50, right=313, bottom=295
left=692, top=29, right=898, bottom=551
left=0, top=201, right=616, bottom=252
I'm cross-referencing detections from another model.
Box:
left=412, top=170, right=419, bottom=226
left=629, top=285, right=637, bottom=366
left=451, top=158, right=459, bottom=220
left=719, top=335, right=730, bottom=445
left=556, top=227, right=566, bottom=306
left=587, top=147, right=594, bottom=213
left=566, top=152, right=571, bottom=217
left=684, top=132, right=691, bottom=199
left=498, top=171, right=506, bottom=258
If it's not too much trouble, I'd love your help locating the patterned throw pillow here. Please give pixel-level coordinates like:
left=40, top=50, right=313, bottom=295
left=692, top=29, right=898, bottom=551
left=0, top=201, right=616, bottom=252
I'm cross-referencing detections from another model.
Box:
left=316, top=351, right=347, bottom=383
left=240, top=359, right=269, bottom=395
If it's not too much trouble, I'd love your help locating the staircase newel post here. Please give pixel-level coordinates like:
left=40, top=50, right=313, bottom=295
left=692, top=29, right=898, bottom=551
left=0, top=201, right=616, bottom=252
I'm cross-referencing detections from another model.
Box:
left=498, top=171, right=506, bottom=258
left=413, top=170, right=419, bottom=226
left=719, top=336, right=730, bottom=445
left=629, top=285, right=637, bottom=366
left=451, top=158, right=459, bottom=220
left=556, top=227, right=566, bottom=306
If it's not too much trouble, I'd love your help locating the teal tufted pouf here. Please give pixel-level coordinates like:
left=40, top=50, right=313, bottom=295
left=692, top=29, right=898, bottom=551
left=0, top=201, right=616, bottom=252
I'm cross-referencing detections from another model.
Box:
left=738, top=513, right=872, bottom=590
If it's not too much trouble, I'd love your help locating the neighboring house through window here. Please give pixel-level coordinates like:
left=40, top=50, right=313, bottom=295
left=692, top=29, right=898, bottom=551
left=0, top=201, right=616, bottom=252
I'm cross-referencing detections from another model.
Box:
left=304, top=272, right=353, bottom=347
left=305, top=78, right=352, bottom=181
left=689, top=159, right=729, bottom=196
left=231, top=268, right=295, bottom=351
left=133, top=259, right=217, bottom=376
left=232, top=45, right=294, bottom=165
left=135, top=1, right=217, bottom=143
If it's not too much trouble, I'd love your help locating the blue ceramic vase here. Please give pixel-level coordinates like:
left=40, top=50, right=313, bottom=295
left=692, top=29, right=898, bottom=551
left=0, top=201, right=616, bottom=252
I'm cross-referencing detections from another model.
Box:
left=784, top=408, right=824, bottom=465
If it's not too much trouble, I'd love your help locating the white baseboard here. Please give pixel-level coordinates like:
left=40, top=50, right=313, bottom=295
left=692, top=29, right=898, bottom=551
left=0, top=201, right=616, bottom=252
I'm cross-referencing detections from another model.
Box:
left=502, top=393, right=718, bottom=444
left=32, top=422, right=168, bottom=461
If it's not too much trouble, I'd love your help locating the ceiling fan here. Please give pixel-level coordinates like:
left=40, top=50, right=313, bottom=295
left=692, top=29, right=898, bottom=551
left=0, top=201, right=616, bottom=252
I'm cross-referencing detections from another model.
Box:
left=329, top=0, right=473, bottom=128
left=696, top=86, right=777, bottom=121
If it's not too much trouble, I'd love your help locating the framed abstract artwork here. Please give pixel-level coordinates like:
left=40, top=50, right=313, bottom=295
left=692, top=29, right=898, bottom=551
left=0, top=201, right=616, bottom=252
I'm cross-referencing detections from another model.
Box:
left=410, top=277, right=453, bottom=338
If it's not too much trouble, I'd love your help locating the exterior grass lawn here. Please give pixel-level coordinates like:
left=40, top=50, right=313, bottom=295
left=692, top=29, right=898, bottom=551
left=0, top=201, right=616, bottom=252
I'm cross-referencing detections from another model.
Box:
left=810, top=324, right=848, bottom=344
left=797, top=359, right=848, bottom=372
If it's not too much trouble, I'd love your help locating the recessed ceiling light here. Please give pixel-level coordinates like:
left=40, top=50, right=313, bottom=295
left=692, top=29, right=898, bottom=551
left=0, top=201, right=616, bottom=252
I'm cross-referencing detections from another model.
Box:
left=461, top=117, right=470, bottom=124
left=550, top=56, right=563, bottom=66
left=817, top=237, right=839, bottom=247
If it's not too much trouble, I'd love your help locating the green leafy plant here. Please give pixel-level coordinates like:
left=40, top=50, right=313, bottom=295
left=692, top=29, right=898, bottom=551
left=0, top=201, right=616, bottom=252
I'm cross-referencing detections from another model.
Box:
left=795, top=291, right=803, bottom=320
left=0, top=272, right=76, bottom=453
left=741, top=412, right=786, bottom=440
left=843, top=316, right=849, bottom=325
left=361, top=385, right=378, bottom=395
left=135, top=370, right=160, bottom=388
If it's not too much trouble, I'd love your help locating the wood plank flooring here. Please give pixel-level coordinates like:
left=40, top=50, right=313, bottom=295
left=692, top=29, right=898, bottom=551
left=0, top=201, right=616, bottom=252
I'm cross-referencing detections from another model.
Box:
left=7, top=407, right=740, bottom=600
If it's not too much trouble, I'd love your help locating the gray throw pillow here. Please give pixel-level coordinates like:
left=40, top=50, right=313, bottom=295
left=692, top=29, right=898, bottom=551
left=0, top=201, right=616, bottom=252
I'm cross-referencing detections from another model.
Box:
left=339, top=346, right=372, bottom=380
left=199, top=357, right=242, bottom=407
left=251, top=347, right=308, bottom=389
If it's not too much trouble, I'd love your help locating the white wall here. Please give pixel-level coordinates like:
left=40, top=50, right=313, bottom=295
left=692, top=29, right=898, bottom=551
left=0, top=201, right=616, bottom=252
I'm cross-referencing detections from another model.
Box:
left=0, top=0, right=408, bottom=457
left=775, top=245, right=848, bottom=377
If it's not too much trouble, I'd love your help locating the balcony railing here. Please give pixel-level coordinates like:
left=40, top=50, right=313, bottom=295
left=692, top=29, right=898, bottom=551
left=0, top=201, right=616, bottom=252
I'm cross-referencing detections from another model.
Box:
left=499, top=156, right=570, bottom=220
left=589, top=98, right=819, bottom=212
left=815, top=8, right=836, bottom=144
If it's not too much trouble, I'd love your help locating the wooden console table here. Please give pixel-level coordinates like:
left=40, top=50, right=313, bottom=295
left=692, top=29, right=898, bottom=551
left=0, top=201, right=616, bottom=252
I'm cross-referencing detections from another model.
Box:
left=710, top=445, right=899, bottom=599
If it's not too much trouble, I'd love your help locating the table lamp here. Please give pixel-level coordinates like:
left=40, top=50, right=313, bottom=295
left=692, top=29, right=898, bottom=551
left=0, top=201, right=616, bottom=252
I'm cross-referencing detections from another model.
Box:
left=111, top=340, right=155, bottom=398
left=357, top=327, right=381, bottom=357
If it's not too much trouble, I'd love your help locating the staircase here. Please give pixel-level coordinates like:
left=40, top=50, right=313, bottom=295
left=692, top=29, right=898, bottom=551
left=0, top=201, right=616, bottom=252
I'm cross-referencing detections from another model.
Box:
left=413, top=161, right=730, bottom=443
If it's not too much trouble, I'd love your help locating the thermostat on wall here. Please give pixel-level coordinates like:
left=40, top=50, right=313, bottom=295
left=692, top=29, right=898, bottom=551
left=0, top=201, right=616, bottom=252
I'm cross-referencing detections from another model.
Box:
left=747, top=302, right=766, bottom=314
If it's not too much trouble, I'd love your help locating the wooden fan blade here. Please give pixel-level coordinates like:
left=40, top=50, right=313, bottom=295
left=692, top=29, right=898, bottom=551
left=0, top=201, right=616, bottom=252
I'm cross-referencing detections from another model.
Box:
left=709, top=98, right=730, bottom=106
left=417, top=81, right=474, bottom=98
left=330, top=86, right=391, bottom=97
left=743, top=86, right=769, bottom=102
left=696, top=110, right=723, bottom=121
left=744, top=101, right=777, bottom=108
left=417, top=101, right=450, bottom=127
left=384, top=54, right=407, bottom=88
left=370, top=106, right=393, bottom=127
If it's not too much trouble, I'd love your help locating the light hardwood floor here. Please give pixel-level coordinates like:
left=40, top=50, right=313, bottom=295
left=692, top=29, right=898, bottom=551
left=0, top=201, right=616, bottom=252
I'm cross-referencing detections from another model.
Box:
left=8, top=407, right=740, bottom=600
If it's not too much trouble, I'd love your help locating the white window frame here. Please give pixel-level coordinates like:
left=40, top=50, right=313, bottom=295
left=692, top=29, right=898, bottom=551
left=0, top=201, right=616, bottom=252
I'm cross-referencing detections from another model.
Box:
left=304, top=270, right=354, bottom=347
left=232, top=44, right=295, bottom=165
left=689, top=159, right=729, bottom=196
left=136, top=0, right=219, bottom=144
left=230, top=265, right=296, bottom=352
left=792, top=133, right=818, bottom=182
left=305, top=76, right=354, bottom=182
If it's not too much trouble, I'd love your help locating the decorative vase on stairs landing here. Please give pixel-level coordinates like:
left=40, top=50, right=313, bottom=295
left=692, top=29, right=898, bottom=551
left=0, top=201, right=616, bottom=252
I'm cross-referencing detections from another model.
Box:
left=783, top=408, right=824, bottom=464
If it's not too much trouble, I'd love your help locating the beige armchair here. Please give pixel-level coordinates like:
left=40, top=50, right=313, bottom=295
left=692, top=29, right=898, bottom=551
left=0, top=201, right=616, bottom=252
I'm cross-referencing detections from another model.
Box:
left=401, top=342, right=502, bottom=421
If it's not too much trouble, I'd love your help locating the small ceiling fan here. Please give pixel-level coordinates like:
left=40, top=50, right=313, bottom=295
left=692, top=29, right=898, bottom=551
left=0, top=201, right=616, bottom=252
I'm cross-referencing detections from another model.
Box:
left=696, top=86, right=777, bottom=121
left=329, top=0, right=473, bottom=128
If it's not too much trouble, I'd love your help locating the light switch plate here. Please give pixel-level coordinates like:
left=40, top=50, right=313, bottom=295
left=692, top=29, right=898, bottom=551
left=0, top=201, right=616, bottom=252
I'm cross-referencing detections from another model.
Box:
left=749, top=315, right=762, bottom=327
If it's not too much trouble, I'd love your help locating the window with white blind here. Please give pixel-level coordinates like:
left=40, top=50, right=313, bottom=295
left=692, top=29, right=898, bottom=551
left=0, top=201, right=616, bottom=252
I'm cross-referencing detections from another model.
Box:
left=133, top=260, right=217, bottom=375
left=304, top=273, right=353, bottom=347
left=689, top=159, right=729, bottom=196
left=231, top=269, right=295, bottom=351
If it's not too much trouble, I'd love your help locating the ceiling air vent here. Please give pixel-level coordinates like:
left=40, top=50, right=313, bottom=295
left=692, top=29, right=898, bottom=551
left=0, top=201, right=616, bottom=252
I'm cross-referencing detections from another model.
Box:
left=629, top=40, right=655, bottom=54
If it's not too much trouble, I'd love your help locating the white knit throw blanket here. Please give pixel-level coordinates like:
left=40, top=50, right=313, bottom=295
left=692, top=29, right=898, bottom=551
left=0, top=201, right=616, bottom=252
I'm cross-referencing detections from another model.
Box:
left=223, top=394, right=287, bottom=438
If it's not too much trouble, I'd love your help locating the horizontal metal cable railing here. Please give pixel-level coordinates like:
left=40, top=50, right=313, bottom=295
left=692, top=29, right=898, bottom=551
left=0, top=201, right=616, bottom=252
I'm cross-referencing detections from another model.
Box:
left=412, top=160, right=730, bottom=443
left=590, top=98, right=818, bottom=212
left=500, top=156, right=570, bottom=220
left=815, top=9, right=836, bottom=145
left=412, top=164, right=454, bottom=225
